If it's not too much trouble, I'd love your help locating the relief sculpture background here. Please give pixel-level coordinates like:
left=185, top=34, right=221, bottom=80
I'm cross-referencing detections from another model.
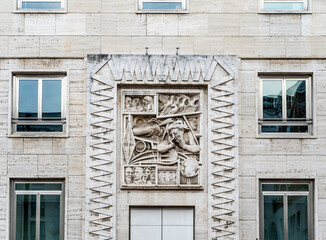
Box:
left=122, top=91, right=203, bottom=187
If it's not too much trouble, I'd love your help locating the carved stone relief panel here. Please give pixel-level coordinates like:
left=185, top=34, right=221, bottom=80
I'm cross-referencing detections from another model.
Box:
left=121, top=89, right=204, bottom=188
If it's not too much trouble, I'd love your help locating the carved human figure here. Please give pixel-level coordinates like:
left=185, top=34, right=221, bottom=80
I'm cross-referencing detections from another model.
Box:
left=125, top=167, right=134, bottom=184
left=158, top=120, right=200, bottom=154
left=131, top=97, right=143, bottom=112
left=133, top=167, right=144, bottom=184
left=142, top=96, right=154, bottom=112
left=125, top=96, right=132, bottom=111
left=142, top=167, right=153, bottom=185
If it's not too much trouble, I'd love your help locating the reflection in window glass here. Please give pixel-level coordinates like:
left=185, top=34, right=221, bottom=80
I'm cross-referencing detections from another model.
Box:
left=261, top=126, right=308, bottom=133
left=143, top=2, right=182, bottom=10
left=264, top=195, right=284, bottom=240
left=19, top=80, right=38, bottom=118
left=42, top=80, right=62, bottom=118
left=286, top=80, right=306, bottom=119
left=16, top=195, right=37, bottom=240
left=40, top=195, right=60, bottom=240
left=16, top=183, right=62, bottom=191
left=263, top=80, right=282, bottom=119
left=288, top=196, right=308, bottom=240
left=22, top=2, right=62, bottom=9
left=262, top=184, right=309, bottom=192
left=264, top=2, right=304, bottom=10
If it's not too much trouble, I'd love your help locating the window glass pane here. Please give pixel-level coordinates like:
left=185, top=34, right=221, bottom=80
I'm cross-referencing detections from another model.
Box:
left=17, top=125, right=63, bottom=132
left=263, top=80, right=282, bottom=119
left=286, top=80, right=306, bottom=119
left=22, top=2, right=62, bottom=9
left=19, top=80, right=38, bottom=118
left=143, top=2, right=183, bottom=10
left=264, top=195, right=284, bottom=240
left=130, top=226, right=161, bottom=240
left=40, top=195, right=61, bottom=240
left=261, top=126, right=308, bottom=133
left=130, top=208, right=161, bottom=226
left=163, top=208, right=193, bottom=226
left=42, top=80, right=62, bottom=119
left=16, top=195, right=37, bottom=240
left=262, top=184, right=309, bottom=192
left=16, top=183, right=62, bottom=191
left=288, top=196, right=308, bottom=240
left=264, top=2, right=304, bottom=10
left=163, top=226, right=193, bottom=240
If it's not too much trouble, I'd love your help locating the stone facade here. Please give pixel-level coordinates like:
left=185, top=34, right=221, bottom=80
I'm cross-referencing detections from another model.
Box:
left=0, top=0, right=325, bottom=240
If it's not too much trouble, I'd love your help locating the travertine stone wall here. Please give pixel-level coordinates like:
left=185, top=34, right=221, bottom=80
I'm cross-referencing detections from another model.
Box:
left=0, top=58, right=86, bottom=240
left=86, top=54, right=238, bottom=239
left=239, top=59, right=326, bottom=240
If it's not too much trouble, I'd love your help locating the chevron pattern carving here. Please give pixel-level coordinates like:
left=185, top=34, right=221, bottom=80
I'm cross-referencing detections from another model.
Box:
left=86, top=55, right=238, bottom=240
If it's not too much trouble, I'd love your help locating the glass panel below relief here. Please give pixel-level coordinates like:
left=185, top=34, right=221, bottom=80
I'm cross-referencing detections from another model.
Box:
left=264, top=195, right=284, bottom=240
left=143, top=2, right=182, bottom=10
left=263, top=80, right=282, bottom=119
left=17, top=125, right=63, bottom=132
left=16, top=183, right=62, bottom=191
left=262, top=184, right=309, bottom=192
left=16, top=195, right=37, bottom=240
left=264, top=2, right=304, bottom=10
left=261, top=125, right=308, bottom=133
left=286, top=80, right=306, bottom=119
left=22, top=2, right=62, bottom=9
left=288, top=195, right=308, bottom=240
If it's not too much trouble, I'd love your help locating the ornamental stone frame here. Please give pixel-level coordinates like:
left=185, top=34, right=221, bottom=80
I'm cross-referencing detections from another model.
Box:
left=86, top=54, right=239, bottom=239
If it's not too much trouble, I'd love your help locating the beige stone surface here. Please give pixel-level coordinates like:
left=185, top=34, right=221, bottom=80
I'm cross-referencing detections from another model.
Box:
left=25, top=14, right=55, bottom=35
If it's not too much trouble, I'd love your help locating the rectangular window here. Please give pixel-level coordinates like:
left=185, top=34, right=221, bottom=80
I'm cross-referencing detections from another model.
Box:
left=12, top=75, right=67, bottom=135
left=11, top=180, right=64, bottom=240
left=17, top=0, right=64, bottom=10
left=261, top=0, right=308, bottom=11
left=130, top=207, right=194, bottom=240
left=259, top=180, right=313, bottom=240
left=259, top=76, right=312, bottom=135
left=138, top=0, right=187, bottom=12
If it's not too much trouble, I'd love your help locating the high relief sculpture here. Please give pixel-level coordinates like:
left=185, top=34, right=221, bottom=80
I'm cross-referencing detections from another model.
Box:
left=122, top=91, right=203, bottom=187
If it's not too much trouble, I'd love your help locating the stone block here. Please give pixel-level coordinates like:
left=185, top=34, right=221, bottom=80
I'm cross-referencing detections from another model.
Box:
left=101, top=36, right=132, bottom=54
left=239, top=198, right=257, bottom=221
left=270, top=139, right=302, bottom=155
left=255, top=155, right=287, bottom=175
left=255, top=37, right=286, bottom=58
left=240, top=138, right=271, bottom=155
left=131, top=37, right=163, bottom=54
left=69, top=115, right=85, bottom=137
left=316, top=115, right=326, bottom=138
left=285, top=37, right=313, bottom=58
left=68, top=155, right=85, bottom=176
left=162, top=37, right=194, bottom=54
left=193, top=37, right=224, bottom=55
left=8, top=155, right=38, bottom=176
left=0, top=91, right=8, bottom=114
left=316, top=70, right=326, bottom=93
left=318, top=178, right=326, bottom=199
left=240, top=70, right=256, bottom=93
left=0, top=198, right=7, bottom=220
left=0, top=219, right=6, bottom=239
left=316, top=93, right=326, bottom=116
left=147, top=14, right=178, bottom=36
left=69, top=92, right=86, bottom=115
left=23, top=138, right=52, bottom=154
left=286, top=156, right=316, bottom=176
left=240, top=220, right=257, bottom=240
left=68, top=176, right=85, bottom=198
left=0, top=176, right=7, bottom=197
left=68, top=0, right=101, bottom=12
left=56, top=13, right=100, bottom=35
left=208, top=14, right=240, bottom=36
left=240, top=14, right=269, bottom=36
left=223, top=0, right=258, bottom=13
left=0, top=114, right=8, bottom=136
left=270, top=15, right=301, bottom=36
left=239, top=92, right=256, bottom=116
left=189, top=0, right=223, bottom=13
left=224, top=37, right=255, bottom=57
left=68, top=198, right=84, bottom=220
left=270, top=59, right=301, bottom=72
left=0, top=0, right=13, bottom=12
left=241, top=59, right=271, bottom=72
left=239, top=155, right=256, bottom=176
left=319, top=199, right=326, bottom=221
left=25, top=14, right=55, bottom=35
left=53, top=137, right=85, bottom=155
left=69, top=69, right=85, bottom=92
left=0, top=59, right=25, bottom=70
left=24, top=59, right=55, bottom=70
left=315, top=157, right=326, bottom=177
left=54, top=59, right=85, bottom=70
left=7, top=36, right=40, bottom=57
left=8, top=138, right=24, bottom=154
left=102, top=0, right=134, bottom=12
left=37, top=155, right=68, bottom=176
left=240, top=115, right=256, bottom=138
left=302, top=14, right=326, bottom=36
left=67, top=219, right=84, bottom=240
left=0, top=155, right=7, bottom=175
left=302, top=138, right=326, bottom=155
left=40, top=36, right=101, bottom=57
left=179, top=14, right=209, bottom=36
left=0, top=13, right=24, bottom=35
left=312, top=0, right=326, bottom=13
left=240, top=176, right=256, bottom=198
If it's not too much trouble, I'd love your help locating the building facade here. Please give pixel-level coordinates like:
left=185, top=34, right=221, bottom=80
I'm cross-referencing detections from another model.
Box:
left=0, top=0, right=326, bottom=239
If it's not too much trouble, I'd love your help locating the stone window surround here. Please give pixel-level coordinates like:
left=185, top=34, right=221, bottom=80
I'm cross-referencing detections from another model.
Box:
left=259, top=179, right=314, bottom=240
left=9, top=71, right=69, bottom=138
left=136, top=0, right=189, bottom=13
left=258, top=0, right=312, bottom=14
left=14, top=0, right=67, bottom=13
left=256, top=73, right=316, bottom=139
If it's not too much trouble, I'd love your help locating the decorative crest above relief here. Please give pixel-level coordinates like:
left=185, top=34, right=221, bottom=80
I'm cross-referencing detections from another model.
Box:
left=121, top=90, right=203, bottom=188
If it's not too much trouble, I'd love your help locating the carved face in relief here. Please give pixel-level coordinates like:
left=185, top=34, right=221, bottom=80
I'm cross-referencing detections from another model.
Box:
left=133, top=167, right=143, bottom=183
left=125, top=97, right=132, bottom=110
left=125, top=167, right=134, bottom=184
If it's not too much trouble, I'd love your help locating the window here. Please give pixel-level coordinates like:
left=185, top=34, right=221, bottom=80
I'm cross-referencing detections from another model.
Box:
left=12, top=75, right=67, bottom=135
left=260, top=0, right=309, bottom=12
left=259, top=76, right=312, bottom=134
left=10, top=180, right=65, bottom=240
left=138, top=0, right=188, bottom=12
left=259, top=181, right=313, bottom=240
left=130, top=207, right=194, bottom=240
left=16, top=0, right=65, bottom=11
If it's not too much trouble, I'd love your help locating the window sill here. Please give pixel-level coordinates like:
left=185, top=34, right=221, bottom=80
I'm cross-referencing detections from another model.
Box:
left=13, top=9, right=67, bottom=14
left=258, top=10, right=311, bottom=14
left=256, top=133, right=316, bottom=139
left=136, top=9, right=189, bottom=14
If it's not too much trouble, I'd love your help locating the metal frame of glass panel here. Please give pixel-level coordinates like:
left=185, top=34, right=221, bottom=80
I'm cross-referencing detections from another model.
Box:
left=138, top=0, right=187, bottom=12
left=12, top=75, right=67, bottom=134
left=258, top=76, right=312, bottom=134
left=10, top=180, right=65, bottom=240
left=261, top=0, right=308, bottom=11
left=259, top=180, right=314, bottom=240
left=129, top=206, right=195, bottom=240
left=17, top=0, right=64, bottom=10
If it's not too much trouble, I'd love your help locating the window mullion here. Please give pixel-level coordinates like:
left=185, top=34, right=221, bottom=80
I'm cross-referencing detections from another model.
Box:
left=38, top=79, right=42, bottom=120
left=284, top=194, right=288, bottom=240
left=282, top=79, right=287, bottom=121
left=36, top=193, right=40, bottom=240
